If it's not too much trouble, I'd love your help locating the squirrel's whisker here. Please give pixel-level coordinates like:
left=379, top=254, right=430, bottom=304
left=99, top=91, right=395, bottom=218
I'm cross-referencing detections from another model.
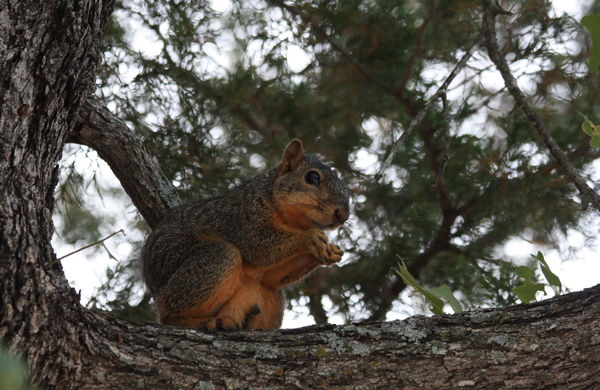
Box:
left=290, top=201, right=323, bottom=211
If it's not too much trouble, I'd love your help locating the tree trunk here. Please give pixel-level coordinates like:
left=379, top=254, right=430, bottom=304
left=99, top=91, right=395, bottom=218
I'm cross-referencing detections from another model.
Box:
left=1, top=1, right=600, bottom=389
left=0, top=0, right=114, bottom=386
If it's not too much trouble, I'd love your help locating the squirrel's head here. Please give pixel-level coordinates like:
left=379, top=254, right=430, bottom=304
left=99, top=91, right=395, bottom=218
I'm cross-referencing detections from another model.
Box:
left=272, top=139, right=351, bottom=230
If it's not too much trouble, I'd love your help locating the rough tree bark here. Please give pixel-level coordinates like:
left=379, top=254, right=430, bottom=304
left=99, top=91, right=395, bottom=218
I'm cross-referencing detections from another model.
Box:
left=0, top=0, right=114, bottom=386
left=1, top=1, right=600, bottom=389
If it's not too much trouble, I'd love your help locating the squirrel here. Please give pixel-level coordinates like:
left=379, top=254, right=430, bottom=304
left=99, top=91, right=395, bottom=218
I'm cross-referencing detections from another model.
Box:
left=141, top=139, right=351, bottom=331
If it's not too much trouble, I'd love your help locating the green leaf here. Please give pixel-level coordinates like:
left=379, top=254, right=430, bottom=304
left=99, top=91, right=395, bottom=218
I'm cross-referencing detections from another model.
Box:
left=582, top=120, right=596, bottom=136
left=395, top=261, right=445, bottom=315
left=515, top=265, right=535, bottom=280
left=582, top=14, right=600, bottom=72
left=0, top=346, right=30, bottom=390
left=396, top=262, right=464, bottom=314
left=429, top=285, right=463, bottom=313
left=590, top=136, right=600, bottom=148
left=531, top=251, right=563, bottom=295
left=512, top=280, right=546, bottom=303
left=531, top=251, right=543, bottom=261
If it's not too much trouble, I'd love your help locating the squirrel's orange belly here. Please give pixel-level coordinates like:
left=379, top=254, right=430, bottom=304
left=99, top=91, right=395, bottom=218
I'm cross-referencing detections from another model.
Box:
left=239, top=267, right=285, bottom=328
left=169, top=264, right=283, bottom=330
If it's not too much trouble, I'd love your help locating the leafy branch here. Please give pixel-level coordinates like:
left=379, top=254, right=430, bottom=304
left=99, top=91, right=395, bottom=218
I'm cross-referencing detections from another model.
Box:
left=397, top=250, right=564, bottom=315
left=512, top=251, right=563, bottom=303
left=395, top=260, right=463, bottom=315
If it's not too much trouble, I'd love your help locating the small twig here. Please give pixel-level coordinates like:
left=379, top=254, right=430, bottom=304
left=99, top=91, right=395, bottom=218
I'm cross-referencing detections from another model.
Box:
left=377, top=37, right=481, bottom=178
left=437, top=92, right=451, bottom=184
left=101, top=242, right=120, bottom=262
left=481, top=0, right=600, bottom=211
left=47, top=229, right=125, bottom=269
left=432, top=92, right=452, bottom=211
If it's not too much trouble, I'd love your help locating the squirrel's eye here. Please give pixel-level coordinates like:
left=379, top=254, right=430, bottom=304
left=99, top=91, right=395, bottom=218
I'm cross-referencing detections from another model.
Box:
left=305, top=171, right=320, bottom=186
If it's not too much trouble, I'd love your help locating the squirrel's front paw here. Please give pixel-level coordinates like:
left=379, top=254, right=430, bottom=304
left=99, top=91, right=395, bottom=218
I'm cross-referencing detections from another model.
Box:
left=309, top=231, right=343, bottom=265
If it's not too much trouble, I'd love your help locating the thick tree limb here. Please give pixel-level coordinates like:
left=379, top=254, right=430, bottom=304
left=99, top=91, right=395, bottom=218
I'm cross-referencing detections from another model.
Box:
left=481, top=0, right=600, bottom=211
left=69, top=97, right=180, bottom=228
left=67, top=284, right=600, bottom=389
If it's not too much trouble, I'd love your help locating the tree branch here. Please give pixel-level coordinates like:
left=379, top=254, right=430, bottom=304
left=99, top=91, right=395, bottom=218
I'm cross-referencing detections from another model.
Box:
left=377, top=39, right=480, bottom=177
left=481, top=0, right=600, bottom=211
left=71, top=284, right=600, bottom=389
left=69, top=97, right=180, bottom=228
left=420, top=119, right=454, bottom=213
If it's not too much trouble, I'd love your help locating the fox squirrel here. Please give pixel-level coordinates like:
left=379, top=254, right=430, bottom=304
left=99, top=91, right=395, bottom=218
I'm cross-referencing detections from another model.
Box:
left=142, top=139, right=350, bottom=331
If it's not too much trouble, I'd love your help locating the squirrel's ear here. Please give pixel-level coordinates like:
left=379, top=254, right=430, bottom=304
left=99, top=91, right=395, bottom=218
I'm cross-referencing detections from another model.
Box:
left=276, top=139, right=304, bottom=176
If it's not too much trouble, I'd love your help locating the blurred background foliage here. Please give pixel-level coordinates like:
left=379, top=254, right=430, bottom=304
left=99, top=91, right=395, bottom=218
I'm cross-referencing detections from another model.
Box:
left=54, top=0, right=600, bottom=324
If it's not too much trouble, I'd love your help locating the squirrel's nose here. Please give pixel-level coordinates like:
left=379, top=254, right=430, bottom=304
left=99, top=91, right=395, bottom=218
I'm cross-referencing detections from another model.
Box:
left=333, top=207, right=349, bottom=225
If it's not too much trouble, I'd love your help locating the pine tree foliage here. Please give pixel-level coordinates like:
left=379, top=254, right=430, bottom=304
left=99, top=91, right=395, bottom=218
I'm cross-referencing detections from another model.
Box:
left=55, top=0, right=600, bottom=323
